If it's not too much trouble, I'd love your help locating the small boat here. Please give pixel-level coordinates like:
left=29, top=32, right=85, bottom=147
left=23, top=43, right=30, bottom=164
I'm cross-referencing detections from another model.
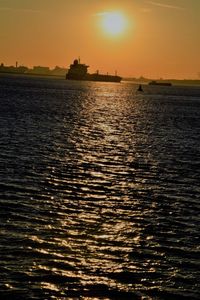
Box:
left=137, top=84, right=143, bottom=92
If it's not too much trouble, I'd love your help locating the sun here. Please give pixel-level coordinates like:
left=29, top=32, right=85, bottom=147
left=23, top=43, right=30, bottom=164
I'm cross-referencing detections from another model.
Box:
left=100, top=11, right=127, bottom=37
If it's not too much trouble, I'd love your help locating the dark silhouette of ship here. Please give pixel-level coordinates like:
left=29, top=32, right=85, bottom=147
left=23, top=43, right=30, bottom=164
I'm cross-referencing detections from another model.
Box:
left=148, top=80, right=172, bottom=86
left=66, top=58, right=121, bottom=83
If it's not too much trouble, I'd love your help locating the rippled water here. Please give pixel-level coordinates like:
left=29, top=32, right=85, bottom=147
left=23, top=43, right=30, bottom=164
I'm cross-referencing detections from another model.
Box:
left=0, top=74, right=200, bottom=299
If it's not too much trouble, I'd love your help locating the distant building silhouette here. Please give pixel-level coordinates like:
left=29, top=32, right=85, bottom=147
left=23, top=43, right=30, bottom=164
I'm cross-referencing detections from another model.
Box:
left=0, top=62, right=67, bottom=76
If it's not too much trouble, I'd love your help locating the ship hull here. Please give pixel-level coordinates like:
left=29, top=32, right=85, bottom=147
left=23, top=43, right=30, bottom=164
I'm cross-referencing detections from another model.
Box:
left=66, top=73, right=121, bottom=83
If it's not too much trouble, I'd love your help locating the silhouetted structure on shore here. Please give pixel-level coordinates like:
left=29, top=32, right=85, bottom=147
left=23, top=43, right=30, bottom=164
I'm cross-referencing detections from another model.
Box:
left=0, top=63, right=67, bottom=76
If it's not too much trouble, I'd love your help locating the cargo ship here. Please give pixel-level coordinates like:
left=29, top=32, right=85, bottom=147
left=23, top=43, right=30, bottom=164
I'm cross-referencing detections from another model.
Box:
left=66, top=59, right=121, bottom=83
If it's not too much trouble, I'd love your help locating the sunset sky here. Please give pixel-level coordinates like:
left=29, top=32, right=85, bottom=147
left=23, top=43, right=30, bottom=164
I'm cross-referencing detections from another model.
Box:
left=0, top=0, right=199, bottom=79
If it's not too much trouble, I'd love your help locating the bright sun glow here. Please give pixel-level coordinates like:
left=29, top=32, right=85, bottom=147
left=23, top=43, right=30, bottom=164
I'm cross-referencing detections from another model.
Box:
left=101, top=12, right=127, bottom=36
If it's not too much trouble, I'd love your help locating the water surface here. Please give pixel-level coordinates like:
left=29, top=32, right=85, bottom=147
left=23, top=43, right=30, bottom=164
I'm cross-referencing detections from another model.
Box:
left=0, top=74, right=200, bottom=299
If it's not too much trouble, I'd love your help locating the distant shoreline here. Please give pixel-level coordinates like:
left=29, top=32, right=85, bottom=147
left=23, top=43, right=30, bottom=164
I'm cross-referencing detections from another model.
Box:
left=123, top=78, right=200, bottom=86
left=0, top=71, right=65, bottom=79
left=1, top=71, right=200, bottom=86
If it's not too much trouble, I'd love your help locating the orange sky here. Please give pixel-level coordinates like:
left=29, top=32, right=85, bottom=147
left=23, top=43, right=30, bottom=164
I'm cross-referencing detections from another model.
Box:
left=0, top=0, right=200, bottom=79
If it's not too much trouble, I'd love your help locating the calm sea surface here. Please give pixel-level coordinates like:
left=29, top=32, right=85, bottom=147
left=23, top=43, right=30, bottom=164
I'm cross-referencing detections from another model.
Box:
left=0, top=74, right=200, bottom=299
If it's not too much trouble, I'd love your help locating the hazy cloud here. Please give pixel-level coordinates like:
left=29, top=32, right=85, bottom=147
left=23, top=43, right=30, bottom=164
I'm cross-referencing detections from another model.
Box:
left=94, top=12, right=114, bottom=16
left=146, top=1, right=185, bottom=10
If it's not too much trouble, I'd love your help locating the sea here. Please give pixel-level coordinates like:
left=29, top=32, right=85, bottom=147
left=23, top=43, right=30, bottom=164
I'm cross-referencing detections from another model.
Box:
left=0, top=74, right=200, bottom=300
